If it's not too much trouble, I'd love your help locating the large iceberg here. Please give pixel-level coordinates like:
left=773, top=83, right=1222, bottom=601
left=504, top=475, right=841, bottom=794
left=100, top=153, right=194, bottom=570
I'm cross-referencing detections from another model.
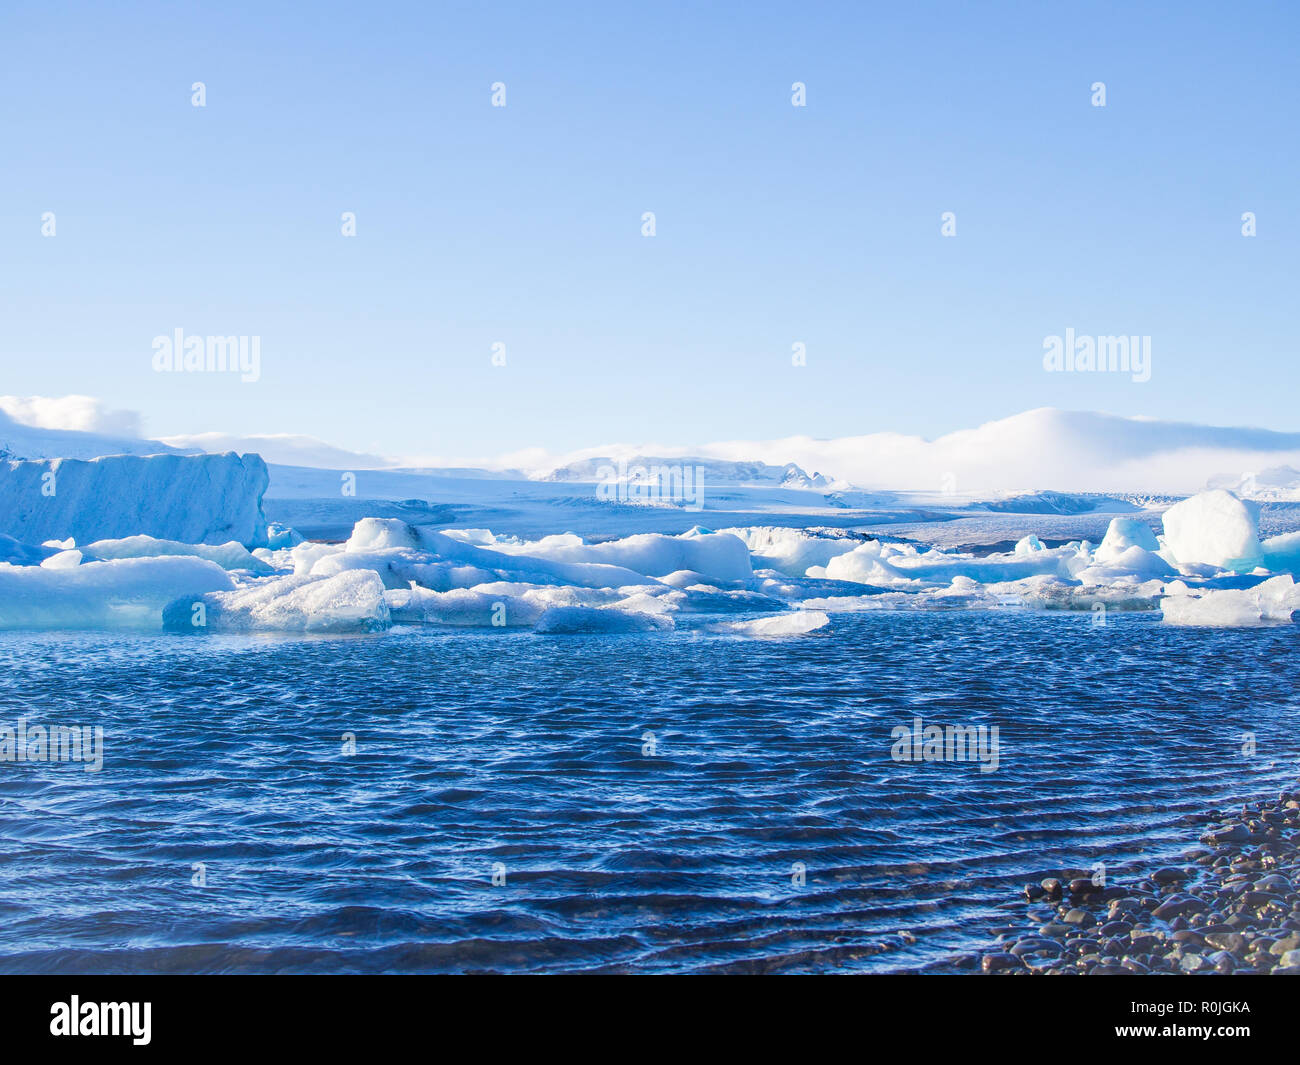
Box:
left=1160, top=489, right=1263, bottom=572
left=0, top=452, right=269, bottom=548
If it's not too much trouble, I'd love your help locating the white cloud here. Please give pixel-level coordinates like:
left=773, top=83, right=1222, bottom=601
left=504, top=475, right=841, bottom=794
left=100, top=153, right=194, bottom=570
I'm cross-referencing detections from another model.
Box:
left=0, top=395, right=142, bottom=437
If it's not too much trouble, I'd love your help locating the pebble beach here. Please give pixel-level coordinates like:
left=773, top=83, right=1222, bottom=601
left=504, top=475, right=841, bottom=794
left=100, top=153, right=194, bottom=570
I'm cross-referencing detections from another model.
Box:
left=980, top=787, right=1300, bottom=975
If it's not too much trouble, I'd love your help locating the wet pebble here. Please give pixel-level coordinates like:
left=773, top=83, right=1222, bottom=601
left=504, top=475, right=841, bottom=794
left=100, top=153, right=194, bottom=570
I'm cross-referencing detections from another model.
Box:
left=977, top=780, right=1300, bottom=975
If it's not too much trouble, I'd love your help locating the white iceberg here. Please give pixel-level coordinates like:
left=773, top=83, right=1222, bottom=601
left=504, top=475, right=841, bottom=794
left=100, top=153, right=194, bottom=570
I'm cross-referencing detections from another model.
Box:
left=1095, top=516, right=1161, bottom=561
left=84, top=535, right=274, bottom=574
left=0, top=452, right=270, bottom=547
left=709, top=610, right=830, bottom=636
left=1161, top=490, right=1263, bottom=573
left=165, top=571, right=389, bottom=633
left=0, top=556, right=234, bottom=630
left=1160, top=575, right=1299, bottom=627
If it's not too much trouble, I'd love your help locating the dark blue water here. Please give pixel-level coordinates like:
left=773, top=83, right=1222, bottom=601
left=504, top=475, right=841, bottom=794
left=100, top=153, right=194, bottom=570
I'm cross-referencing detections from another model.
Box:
left=1, top=611, right=1297, bottom=973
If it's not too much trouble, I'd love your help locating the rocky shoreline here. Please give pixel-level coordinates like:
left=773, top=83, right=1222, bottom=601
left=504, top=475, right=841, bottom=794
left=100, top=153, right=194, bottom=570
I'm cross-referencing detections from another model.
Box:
left=978, top=786, right=1300, bottom=974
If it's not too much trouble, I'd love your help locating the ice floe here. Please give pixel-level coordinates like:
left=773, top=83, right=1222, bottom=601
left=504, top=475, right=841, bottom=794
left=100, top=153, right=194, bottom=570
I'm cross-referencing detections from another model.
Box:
left=1, top=489, right=1298, bottom=632
left=0, top=556, right=234, bottom=630
left=1160, top=576, right=1299, bottom=628
left=164, top=571, right=389, bottom=634
left=709, top=611, right=830, bottom=637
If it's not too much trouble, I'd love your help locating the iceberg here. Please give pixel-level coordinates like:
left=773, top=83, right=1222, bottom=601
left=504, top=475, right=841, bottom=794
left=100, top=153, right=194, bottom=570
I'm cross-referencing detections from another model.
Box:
left=1160, top=490, right=1263, bottom=573
left=1160, top=576, right=1299, bottom=627
left=0, top=556, right=234, bottom=630
left=385, top=586, right=546, bottom=627
left=0, top=452, right=270, bottom=548
left=1095, top=516, right=1161, bottom=561
left=718, top=526, right=862, bottom=577
left=84, top=535, right=274, bottom=574
left=709, top=611, right=830, bottom=637
left=164, top=571, right=389, bottom=633
left=1261, top=531, right=1300, bottom=575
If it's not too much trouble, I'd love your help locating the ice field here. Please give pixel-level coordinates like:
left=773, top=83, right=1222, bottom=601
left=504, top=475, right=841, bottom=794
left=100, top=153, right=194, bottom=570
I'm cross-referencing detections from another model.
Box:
left=5, top=409, right=1300, bottom=633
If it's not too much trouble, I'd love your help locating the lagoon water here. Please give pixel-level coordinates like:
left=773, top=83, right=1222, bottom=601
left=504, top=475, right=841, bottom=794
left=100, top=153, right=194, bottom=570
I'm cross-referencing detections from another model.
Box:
left=1, top=611, right=1297, bottom=973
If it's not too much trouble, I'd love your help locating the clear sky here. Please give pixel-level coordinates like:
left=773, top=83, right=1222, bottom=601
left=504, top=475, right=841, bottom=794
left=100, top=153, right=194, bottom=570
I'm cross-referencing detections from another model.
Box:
left=1, top=0, right=1296, bottom=461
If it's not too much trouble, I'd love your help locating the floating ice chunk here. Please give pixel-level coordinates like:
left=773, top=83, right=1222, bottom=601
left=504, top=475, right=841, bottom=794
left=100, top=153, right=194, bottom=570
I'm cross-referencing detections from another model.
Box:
left=611, top=591, right=678, bottom=615
left=822, top=539, right=1071, bottom=587
left=85, top=535, right=274, bottom=574
left=1261, top=531, right=1300, bottom=575
left=1095, top=516, right=1160, bottom=561
left=291, top=541, right=343, bottom=575
left=1161, top=490, right=1263, bottom=572
left=820, top=541, right=912, bottom=585
left=251, top=546, right=294, bottom=571
left=470, top=582, right=620, bottom=606
left=385, top=586, right=542, bottom=627
left=673, top=585, right=790, bottom=613
left=265, top=522, right=304, bottom=549
left=487, top=529, right=753, bottom=583
left=0, top=556, right=234, bottom=630
left=385, top=582, right=640, bottom=627
left=439, top=528, right=498, bottom=546
left=1005, top=574, right=1163, bottom=611
left=1014, top=534, right=1046, bottom=554
left=709, top=611, right=830, bottom=636
left=1076, top=545, right=1174, bottom=582
left=40, top=549, right=83, bottom=569
left=165, top=570, right=389, bottom=633
left=1160, top=574, right=1298, bottom=627
left=343, top=520, right=656, bottom=589
left=346, top=517, right=422, bottom=552
left=718, top=526, right=862, bottom=577
left=533, top=606, right=673, bottom=634
left=311, top=546, right=495, bottom=591
left=658, top=568, right=742, bottom=589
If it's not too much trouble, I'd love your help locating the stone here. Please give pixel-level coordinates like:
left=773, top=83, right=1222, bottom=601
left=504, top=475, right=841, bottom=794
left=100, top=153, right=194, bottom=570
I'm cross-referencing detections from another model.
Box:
left=1152, top=895, right=1207, bottom=920
left=1204, top=932, right=1245, bottom=954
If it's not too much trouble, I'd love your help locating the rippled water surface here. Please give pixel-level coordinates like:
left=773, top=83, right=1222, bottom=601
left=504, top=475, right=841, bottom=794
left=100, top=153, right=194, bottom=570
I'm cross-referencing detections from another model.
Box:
left=1, top=612, right=1297, bottom=973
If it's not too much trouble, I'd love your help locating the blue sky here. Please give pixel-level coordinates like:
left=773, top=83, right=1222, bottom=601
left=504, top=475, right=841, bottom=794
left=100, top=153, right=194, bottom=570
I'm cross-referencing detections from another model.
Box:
left=1, top=0, right=1296, bottom=460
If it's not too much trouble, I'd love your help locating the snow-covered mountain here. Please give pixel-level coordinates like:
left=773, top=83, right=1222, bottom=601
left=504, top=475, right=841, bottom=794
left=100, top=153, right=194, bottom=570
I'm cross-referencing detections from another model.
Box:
left=1207, top=465, right=1300, bottom=501
left=541, top=455, right=836, bottom=490
left=9, top=399, right=1300, bottom=498
left=159, top=432, right=393, bottom=470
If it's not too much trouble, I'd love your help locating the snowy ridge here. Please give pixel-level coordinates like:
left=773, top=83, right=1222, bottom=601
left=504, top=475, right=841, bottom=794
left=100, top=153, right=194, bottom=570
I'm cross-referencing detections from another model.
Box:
left=540, top=455, right=835, bottom=490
